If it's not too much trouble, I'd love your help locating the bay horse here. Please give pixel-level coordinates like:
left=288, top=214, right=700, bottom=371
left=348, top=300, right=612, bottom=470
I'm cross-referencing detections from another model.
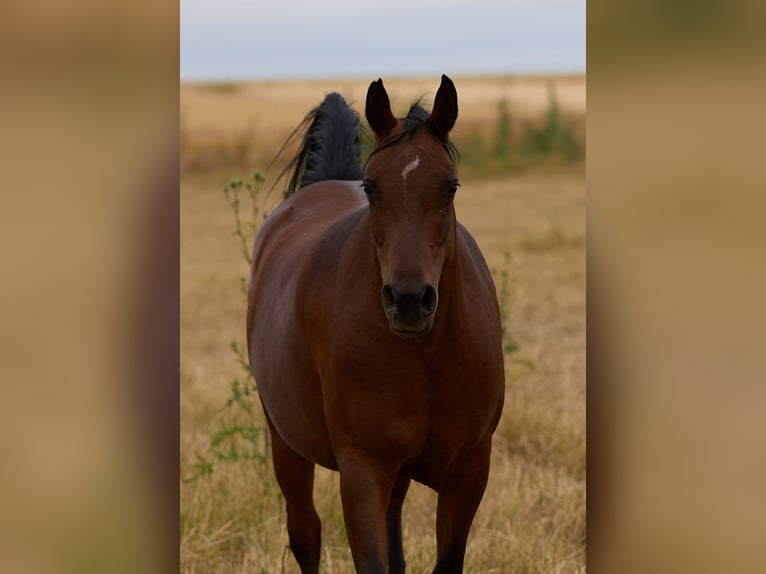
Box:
left=247, top=75, right=505, bottom=573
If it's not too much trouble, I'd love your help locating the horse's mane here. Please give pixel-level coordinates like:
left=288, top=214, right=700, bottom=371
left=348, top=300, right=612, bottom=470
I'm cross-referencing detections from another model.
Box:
left=273, top=96, right=459, bottom=198
left=275, top=92, right=363, bottom=197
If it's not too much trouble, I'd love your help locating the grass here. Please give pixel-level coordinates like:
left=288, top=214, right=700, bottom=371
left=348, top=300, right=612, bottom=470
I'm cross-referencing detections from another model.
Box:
left=180, top=75, right=585, bottom=178
left=180, top=76, right=585, bottom=573
left=180, top=93, right=584, bottom=178
left=452, top=88, right=585, bottom=179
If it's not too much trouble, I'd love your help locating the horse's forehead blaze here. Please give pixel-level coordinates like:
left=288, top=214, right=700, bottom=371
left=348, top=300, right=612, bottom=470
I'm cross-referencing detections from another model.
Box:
left=401, top=155, right=420, bottom=182
left=398, top=155, right=420, bottom=210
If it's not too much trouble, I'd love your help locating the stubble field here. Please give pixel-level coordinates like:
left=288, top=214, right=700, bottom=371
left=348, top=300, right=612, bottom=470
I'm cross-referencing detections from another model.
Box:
left=181, top=75, right=585, bottom=573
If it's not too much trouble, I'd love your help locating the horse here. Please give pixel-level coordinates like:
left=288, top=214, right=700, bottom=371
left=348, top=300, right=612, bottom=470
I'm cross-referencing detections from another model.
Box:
left=247, top=75, right=505, bottom=574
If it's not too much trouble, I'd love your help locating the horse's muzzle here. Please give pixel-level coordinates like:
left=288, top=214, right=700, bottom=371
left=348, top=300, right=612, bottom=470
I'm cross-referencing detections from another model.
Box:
left=381, top=281, right=438, bottom=334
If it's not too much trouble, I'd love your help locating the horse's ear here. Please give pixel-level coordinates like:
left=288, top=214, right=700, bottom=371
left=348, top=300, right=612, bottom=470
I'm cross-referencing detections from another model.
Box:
left=428, top=74, right=458, bottom=135
left=366, top=78, right=397, bottom=137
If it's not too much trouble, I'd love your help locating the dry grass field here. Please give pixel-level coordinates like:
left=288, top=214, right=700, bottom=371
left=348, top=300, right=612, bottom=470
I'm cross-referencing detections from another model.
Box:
left=180, top=75, right=585, bottom=573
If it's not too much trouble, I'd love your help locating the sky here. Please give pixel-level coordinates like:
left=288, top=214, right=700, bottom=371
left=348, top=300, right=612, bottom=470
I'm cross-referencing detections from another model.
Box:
left=181, top=0, right=585, bottom=81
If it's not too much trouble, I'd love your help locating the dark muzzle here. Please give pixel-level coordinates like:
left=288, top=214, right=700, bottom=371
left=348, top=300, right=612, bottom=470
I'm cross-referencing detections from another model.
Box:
left=381, top=281, right=438, bottom=333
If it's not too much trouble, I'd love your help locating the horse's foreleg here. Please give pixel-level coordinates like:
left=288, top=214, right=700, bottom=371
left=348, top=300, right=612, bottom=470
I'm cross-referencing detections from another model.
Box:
left=265, top=414, right=321, bottom=574
left=338, top=450, right=399, bottom=574
left=386, top=474, right=411, bottom=574
left=432, top=437, right=492, bottom=574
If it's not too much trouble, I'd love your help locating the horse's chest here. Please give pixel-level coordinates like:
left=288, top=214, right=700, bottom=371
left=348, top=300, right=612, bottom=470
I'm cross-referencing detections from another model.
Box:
left=426, top=352, right=500, bottom=433
left=324, top=344, right=500, bottom=469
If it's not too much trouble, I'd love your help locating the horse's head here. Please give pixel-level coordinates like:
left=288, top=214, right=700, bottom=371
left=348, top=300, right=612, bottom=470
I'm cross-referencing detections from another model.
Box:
left=363, top=75, right=459, bottom=336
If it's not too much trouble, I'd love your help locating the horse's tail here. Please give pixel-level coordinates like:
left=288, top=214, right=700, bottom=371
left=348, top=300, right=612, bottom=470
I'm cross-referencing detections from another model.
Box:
left=276, top=93, right=363, bottom=197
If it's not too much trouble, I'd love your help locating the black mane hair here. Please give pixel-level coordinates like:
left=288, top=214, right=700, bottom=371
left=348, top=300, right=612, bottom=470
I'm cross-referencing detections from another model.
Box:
left=273, top=96, right=459, bottom=198
left=275, top=92, right=364, bottom=197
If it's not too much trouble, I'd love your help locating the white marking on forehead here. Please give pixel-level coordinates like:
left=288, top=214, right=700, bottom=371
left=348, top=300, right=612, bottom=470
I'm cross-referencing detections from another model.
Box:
left=401, top=155, right=420, bottom=181
left=401, top=155, right=420, bottom=209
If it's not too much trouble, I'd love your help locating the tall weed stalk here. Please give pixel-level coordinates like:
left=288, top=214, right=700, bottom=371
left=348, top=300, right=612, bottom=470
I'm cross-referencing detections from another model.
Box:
left=184, top=171, right=268, bottom=482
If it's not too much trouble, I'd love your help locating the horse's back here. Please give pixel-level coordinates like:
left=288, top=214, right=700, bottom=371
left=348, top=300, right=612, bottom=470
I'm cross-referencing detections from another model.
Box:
left=248, top=179, right=365, bottom=318
left=247, top=180, right=365, bottom=467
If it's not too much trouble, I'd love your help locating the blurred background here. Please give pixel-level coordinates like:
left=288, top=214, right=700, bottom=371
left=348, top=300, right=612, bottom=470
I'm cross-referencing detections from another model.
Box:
left=180, top=1, right=586, bottom=572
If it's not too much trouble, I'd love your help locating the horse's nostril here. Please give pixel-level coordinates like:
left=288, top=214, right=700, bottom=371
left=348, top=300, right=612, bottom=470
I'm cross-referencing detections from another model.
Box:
left=381, top=284, right=396, bottom=310
left=421, top=285, right=438, bottom=316
left=382, top=282, right=437, bottom=326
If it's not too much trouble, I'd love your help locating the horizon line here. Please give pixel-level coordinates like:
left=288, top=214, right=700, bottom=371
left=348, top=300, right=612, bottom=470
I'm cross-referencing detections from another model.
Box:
left=180, top=69, right=587, bottom=85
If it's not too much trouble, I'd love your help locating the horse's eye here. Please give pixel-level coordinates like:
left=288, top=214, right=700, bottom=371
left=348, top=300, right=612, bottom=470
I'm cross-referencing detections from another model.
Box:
left=361, top=181, right=375, bottom=200
left=447, top=181, right=460, bottom=198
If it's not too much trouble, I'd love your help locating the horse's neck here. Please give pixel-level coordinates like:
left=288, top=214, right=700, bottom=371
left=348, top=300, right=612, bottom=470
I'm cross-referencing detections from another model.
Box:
left=432, top=224, right=466, bottom=334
